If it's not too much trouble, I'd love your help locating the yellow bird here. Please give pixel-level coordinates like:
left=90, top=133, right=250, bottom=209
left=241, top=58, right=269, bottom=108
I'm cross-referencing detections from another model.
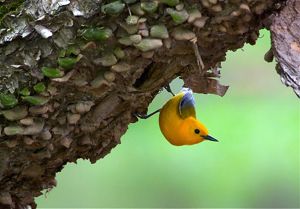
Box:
left=159, top=88, right=218, bottom=146
left=136, top=87, right=218, bottom=146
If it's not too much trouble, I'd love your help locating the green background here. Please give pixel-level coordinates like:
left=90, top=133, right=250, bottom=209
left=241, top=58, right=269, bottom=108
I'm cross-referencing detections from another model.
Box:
left=37, top=30, right=300, bottom=208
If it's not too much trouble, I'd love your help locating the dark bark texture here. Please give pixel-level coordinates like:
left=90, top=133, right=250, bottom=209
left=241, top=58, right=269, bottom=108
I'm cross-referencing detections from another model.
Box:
left=270, top=0, right=300, bottom=97
left=0, top=0, right=297, bottom=208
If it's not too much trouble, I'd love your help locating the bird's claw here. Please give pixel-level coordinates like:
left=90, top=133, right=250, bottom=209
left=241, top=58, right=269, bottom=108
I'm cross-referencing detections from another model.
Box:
left=133, top=112, right=147, bottom=119
left=133, top=109, right=161, bottom=119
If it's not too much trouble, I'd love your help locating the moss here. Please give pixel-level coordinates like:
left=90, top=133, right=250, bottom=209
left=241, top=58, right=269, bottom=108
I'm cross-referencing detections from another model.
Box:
left=22, top=95, right=49, bottom=105
left=0, top=93, right=18, bottom=109
left=0, top=0, right=25, bottom=25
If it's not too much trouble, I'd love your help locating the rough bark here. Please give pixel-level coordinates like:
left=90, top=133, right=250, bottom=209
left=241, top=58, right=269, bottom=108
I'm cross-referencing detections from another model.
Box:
left=270, top=0, right=300, bottom=97
left=0, top=0, right=295, bottom=208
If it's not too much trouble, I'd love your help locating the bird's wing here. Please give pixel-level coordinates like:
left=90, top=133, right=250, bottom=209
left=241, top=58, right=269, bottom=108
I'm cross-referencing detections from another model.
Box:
left=179, top=88, right=196, bottom=119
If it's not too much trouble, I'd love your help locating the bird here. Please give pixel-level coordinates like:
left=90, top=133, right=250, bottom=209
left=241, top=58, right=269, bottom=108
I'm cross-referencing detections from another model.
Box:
left=159, top=87, right=218, bottom=146
left=136, top=87, right=218, bottom=146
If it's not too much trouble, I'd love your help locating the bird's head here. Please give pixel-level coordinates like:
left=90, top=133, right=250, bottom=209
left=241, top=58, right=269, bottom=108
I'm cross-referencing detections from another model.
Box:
left=180, top=117, right=218, bottom=145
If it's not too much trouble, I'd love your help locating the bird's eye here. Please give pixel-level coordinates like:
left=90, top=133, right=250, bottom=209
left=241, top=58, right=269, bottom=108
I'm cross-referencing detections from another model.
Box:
left=194, top=129, right=200, bottom=134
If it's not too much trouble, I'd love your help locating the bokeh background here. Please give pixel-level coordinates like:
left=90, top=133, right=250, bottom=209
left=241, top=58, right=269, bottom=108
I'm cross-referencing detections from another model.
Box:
left=37, top=30, right=299, bottom=208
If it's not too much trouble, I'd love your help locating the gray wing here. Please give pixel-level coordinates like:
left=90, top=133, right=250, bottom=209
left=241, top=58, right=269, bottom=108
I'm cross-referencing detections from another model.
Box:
left=179, top=88, right=196, bottom=118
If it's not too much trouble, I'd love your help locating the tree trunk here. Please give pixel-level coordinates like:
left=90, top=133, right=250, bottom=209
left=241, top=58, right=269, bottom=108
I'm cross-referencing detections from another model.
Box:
left=0, top=0, right=297, bottom=208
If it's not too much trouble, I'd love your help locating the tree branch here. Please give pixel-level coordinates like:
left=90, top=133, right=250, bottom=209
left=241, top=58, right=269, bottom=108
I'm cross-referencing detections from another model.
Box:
left=0, top=0, right=291, bottom=208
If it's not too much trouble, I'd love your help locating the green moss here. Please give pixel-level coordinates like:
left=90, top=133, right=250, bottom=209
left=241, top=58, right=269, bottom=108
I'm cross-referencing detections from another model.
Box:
left=159, top=0, right=180, bottom=6
left=0, top=93, right=18, bottom=109
left=58, top=57, right=78, bottom=70
left=33, top=82, right=46, bottom=93
left=19, top=87, right=31, bottom=96
left=141, top=2, right=158, bottom=13
left=166, top=8, right=189, bottom=24
left=101, top=1, right=125, bottom=15
left=42, top=67, right=64, bottom=78
left=22, top=96, right=49, bottom=105
left=0, top=0, right=25, bottom=25
left=82, top=27, right=113, bottom=41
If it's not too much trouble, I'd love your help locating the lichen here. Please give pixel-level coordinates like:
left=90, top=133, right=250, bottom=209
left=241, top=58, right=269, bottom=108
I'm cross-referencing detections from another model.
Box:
left=0, top=0, right=25, bottom=26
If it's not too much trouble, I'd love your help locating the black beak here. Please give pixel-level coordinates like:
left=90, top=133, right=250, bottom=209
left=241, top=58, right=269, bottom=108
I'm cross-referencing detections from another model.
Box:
left=203, top=135, right=218, bottom=142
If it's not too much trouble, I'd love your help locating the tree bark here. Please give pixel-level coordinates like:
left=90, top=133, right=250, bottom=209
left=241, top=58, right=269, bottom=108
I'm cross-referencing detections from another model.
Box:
left=270, top=0, right=300, bottom=97
left=0, top=0, right=296, bottom=208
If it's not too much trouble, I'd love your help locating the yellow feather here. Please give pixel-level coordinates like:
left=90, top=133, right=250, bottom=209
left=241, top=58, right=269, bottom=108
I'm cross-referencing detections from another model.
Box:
left=159, top=91, right=214, bottom=146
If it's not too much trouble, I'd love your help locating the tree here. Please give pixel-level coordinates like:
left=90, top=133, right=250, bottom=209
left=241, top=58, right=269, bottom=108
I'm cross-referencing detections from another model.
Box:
left=0, top=0, right=298, bottom=208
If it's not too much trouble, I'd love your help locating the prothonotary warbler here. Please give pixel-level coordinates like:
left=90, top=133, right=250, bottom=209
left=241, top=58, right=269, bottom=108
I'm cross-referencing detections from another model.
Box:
left=159, top=88, right=218, bottom=146
left=136, top=87, right=218, bottom=146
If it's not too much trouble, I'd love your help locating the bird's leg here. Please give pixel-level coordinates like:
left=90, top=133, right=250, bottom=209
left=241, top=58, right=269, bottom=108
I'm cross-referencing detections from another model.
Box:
left=134, top=109, right=161, bottom=119
left=135, top=84, right=173, bottom=119
left=164, top=84, right=175, bottom=96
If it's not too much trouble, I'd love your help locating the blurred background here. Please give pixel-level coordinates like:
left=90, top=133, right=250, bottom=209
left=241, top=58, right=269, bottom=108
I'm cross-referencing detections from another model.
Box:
left=37, top=30, right=299, bottom=208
